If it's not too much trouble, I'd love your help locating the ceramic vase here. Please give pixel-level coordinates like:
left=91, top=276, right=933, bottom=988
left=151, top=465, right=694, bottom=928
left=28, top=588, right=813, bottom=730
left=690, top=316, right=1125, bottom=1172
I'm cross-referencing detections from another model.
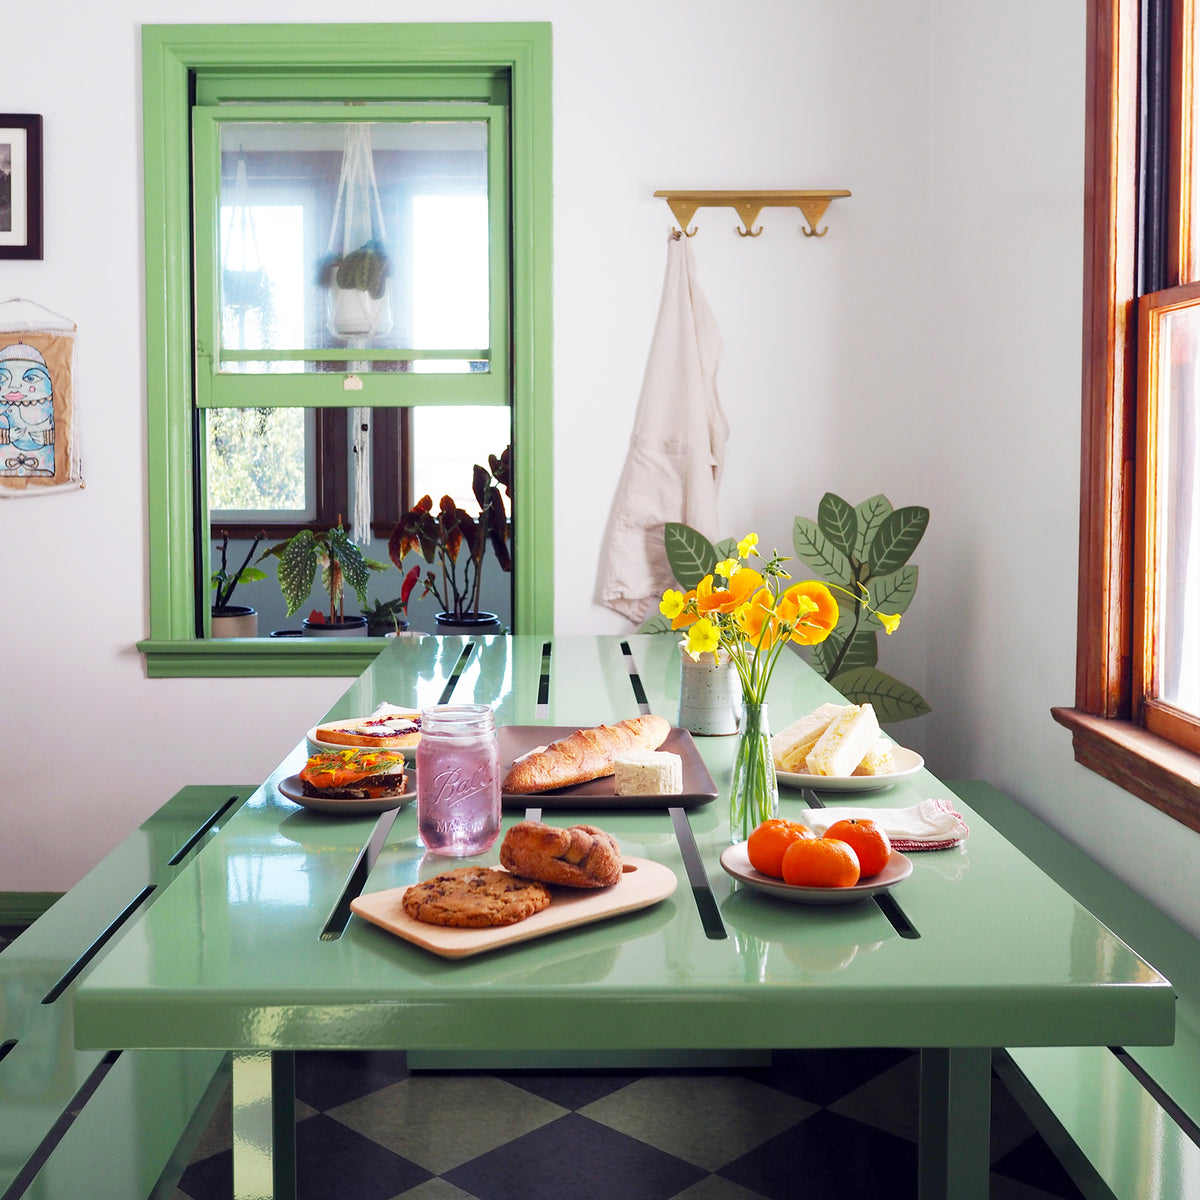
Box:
left=677, top=645, right=742, bottom=735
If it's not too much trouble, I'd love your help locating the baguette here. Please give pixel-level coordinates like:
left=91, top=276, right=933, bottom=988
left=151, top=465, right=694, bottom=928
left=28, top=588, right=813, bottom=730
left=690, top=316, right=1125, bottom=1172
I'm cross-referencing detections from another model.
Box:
left=502, top=715, right=671, bottom=794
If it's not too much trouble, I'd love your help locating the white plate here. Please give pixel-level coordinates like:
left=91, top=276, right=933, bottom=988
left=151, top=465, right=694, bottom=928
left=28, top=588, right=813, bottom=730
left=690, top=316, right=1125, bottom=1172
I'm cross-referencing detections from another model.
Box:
left=775, top=745, right=924, bottom=792
left=276, top=773, right=415, bottom=817
left=720, top=842, right=913, bottom=905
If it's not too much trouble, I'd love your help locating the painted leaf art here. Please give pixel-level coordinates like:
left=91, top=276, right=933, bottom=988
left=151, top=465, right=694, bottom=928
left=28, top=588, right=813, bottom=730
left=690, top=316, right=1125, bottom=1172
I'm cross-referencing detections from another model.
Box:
left=664, top=522, right=719, bottom=589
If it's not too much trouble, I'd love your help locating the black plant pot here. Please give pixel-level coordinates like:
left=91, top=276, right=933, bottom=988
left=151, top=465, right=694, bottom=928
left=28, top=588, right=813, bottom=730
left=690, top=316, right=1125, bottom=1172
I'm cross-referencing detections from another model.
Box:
left=301, top=615, right=369, bottom=638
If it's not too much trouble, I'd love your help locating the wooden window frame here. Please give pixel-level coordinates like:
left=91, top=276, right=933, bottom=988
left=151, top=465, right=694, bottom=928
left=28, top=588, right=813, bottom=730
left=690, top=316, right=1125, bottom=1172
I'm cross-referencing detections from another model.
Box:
left=1052, top=0, right=1200, bottom=833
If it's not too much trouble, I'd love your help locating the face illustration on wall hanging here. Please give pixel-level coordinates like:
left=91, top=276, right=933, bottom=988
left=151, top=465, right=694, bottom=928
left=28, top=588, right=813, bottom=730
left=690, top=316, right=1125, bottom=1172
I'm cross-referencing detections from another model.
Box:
left=0, top=340, right=55, bottom=478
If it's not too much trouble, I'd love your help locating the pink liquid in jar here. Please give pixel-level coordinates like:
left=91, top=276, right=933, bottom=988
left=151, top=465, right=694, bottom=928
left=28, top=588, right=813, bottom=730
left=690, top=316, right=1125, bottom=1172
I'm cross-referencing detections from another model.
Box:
left=416, top=704, right=501, bottom=856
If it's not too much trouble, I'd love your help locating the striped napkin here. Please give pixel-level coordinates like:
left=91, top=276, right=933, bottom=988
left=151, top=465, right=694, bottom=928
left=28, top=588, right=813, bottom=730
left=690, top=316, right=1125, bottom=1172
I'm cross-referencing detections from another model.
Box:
left=800, top=799, right=969, bottom=851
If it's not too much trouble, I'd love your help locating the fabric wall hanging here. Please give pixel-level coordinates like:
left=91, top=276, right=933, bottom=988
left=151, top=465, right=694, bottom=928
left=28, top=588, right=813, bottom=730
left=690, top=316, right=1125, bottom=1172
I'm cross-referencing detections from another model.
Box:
left=0, top=297, right=82, bottom=496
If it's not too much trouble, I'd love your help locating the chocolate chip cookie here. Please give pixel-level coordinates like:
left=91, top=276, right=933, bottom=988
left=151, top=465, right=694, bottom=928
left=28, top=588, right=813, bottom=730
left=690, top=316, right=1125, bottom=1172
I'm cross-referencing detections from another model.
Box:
left=401, top=866, right=552, bottom=928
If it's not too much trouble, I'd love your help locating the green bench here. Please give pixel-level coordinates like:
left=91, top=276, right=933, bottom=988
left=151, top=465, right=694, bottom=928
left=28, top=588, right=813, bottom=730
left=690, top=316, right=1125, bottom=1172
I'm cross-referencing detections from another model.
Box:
left=949, top=780, right=1200, bottom=1200
left=0, top=784, right=256, bottom=1200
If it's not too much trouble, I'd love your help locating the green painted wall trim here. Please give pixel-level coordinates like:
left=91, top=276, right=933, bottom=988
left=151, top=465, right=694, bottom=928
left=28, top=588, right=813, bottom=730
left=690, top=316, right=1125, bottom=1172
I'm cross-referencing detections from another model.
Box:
left=141, top=23, right=554, bottom=678
left=0, top=892, right=61, bottom=925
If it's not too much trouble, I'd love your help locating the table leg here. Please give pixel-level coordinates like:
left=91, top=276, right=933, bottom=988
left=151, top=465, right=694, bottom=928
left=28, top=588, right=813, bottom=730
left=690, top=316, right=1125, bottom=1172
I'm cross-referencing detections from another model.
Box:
left=231, top=1051, right=296, bottom=1200
left=918, top=1047, right=992, bottom=1200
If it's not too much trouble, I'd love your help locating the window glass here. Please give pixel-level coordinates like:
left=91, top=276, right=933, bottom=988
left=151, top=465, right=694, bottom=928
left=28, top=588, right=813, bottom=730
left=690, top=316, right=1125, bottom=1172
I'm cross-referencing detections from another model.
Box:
left=207, top=407, right=314, bottom=519
left=410, top=406, right=511, bottom=512
left=1154, top=306, right=1200, bottom=717
left=215, top=118, right=490, bottom=375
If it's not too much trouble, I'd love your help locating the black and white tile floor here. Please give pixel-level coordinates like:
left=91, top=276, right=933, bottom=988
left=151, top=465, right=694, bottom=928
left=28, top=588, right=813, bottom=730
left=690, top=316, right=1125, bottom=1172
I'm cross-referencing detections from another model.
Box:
left=0, top=927, right=1083, bottom=1200
left=173, top=1048, right=1084, bottom=1200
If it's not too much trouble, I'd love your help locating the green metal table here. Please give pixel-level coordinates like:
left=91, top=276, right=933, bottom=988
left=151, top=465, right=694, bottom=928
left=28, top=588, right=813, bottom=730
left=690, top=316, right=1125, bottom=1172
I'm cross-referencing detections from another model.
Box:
left=73, top=635, right=1175, bottom=1200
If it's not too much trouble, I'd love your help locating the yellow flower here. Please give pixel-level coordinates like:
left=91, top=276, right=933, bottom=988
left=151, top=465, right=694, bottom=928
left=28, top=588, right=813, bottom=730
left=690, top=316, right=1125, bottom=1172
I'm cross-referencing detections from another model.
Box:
left=685, top=617, right=721, bottom=658
left=737, top=533, right=759, bottom=559
left=878, top=610, right=902, bottom=635
left=714, top=558, right=741, bottom=579
left=659, top=589, right=686, bottom=620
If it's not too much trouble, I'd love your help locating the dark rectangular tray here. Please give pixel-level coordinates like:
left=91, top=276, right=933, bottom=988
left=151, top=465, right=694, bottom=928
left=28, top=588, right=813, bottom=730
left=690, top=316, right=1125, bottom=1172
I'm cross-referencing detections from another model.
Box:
left=498, top=724, right=718, bottom=810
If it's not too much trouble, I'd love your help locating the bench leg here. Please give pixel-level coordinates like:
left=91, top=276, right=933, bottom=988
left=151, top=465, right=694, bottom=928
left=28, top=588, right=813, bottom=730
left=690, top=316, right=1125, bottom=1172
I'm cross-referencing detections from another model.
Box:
left=231, top=1051, right=296, bottom=1200
left=918, top=1047, right=992, bottom=1200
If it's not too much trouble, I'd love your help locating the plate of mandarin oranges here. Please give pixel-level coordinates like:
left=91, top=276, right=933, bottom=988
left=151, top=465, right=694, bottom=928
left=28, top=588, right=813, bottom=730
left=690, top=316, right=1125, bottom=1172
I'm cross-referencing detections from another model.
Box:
left=720, top=816, right=912, bottom=905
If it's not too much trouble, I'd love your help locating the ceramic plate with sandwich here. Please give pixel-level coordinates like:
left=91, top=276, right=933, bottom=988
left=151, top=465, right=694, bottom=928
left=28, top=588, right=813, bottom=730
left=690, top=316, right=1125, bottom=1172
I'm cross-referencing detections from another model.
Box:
left=772, top=702, right=924, bottom=792
left=306, top=703, right=423, bottom=752
left=277, top=747, right=414, bottom=815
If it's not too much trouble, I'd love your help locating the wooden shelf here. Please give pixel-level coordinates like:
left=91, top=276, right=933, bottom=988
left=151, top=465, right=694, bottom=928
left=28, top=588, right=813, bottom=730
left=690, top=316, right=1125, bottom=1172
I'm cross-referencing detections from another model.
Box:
left=653, top=189, right=851, bottom=238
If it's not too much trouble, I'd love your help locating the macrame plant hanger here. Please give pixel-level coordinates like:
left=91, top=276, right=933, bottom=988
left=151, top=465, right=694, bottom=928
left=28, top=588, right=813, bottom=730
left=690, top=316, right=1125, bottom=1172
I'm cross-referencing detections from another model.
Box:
left=326, top=124, right=392, bottom=545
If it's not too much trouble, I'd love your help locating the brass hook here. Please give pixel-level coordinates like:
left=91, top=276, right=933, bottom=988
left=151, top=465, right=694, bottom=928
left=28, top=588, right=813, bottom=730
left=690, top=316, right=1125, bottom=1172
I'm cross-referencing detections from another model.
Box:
left=801, top=223, right=828, bottom=238
left=736, top=223, right=763, bottom=238
left=671, top=225, right=699, bottom=238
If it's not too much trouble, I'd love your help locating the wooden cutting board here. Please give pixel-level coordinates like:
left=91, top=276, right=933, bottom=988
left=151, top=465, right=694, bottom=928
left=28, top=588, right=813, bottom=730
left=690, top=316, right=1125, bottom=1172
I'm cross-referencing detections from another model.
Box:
left=350, top=857, right=678, bottom=959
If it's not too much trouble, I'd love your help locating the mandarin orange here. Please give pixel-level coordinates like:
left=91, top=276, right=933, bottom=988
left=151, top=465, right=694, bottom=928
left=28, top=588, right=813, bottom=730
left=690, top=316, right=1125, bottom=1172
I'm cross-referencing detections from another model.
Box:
left=823, top=818, right=892, bottom=878
left=746, top=818, right=814, bottom=879
left=780, top=837, right=861, bottom=888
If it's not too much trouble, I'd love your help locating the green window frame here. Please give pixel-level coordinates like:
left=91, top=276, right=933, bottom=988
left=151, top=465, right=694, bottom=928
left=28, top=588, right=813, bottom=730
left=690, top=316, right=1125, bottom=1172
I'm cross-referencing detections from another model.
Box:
left=138, top=23, right=553, bottom=678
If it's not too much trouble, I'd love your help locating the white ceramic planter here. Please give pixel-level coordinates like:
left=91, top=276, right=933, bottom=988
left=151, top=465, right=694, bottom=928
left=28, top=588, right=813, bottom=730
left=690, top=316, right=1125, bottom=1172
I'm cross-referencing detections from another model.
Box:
left=210, top=606, right=258, bottom=639
left=435, top=611, right=502, bottom=636
left=677, top=644, right=742, bottom=735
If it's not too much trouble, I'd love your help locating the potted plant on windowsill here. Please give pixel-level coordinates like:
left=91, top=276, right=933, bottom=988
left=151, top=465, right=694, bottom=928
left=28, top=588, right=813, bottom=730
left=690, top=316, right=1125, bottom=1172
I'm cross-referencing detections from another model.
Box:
left=260, top=521, right=389, bottom=638
left=363, top=564, right=422, bottom=637
left=210, top=531, right=268, bottom=638
left=388, top=447, right=512, bottom=634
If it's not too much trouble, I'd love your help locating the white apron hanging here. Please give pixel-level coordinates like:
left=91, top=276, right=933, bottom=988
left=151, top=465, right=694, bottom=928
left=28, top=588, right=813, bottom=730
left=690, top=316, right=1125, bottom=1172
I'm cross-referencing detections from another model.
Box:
left=597, top=232, right=728, bottom=622
left=0, top=298, right=83, bottom=496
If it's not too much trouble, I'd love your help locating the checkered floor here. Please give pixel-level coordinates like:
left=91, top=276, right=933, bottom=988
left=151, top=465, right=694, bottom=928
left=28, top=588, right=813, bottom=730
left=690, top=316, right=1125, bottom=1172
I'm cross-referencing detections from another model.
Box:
left=0, top=925, right=1081, bottom=1200
left=171, top=1049, right=1085, bottom=1200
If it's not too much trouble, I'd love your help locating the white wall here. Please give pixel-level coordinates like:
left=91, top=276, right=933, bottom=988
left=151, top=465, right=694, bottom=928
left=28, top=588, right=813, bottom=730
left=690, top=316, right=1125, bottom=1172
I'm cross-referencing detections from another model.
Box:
left=3, top=0, right=1199, bottom=941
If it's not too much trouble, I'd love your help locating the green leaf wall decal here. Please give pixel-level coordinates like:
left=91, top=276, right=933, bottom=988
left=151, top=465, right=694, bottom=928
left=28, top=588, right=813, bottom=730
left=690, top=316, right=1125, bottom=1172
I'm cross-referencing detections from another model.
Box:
left=817, top=492, right=857, bottom=559
left=792, top=516, right=853, bottom=584
left=830, top=667, right=931, bottom=723
left=863, top=565, right=918, bottom=624
left=664, top=522, right=718, bottom=588
left=868, top=506, right=929, bottom=576
left=854, top=495, right=892, bottom=565
left=637, top=612, right=674, bottom=635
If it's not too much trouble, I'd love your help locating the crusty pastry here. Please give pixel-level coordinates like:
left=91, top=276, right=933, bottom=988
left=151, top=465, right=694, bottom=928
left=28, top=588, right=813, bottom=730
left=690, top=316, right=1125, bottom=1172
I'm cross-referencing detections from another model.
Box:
left=499, top=821, right=623, bottom=889
left=501, top=715, right=671, bottom=794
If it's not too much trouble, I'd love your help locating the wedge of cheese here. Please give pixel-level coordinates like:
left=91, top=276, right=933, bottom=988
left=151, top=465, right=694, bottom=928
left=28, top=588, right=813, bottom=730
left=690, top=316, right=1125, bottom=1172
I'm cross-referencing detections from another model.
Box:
left=771, top=703, right=850, bottom=772
left=805, top=703, right=881, bottom=777
left=851, top=736, right=895, bottom=776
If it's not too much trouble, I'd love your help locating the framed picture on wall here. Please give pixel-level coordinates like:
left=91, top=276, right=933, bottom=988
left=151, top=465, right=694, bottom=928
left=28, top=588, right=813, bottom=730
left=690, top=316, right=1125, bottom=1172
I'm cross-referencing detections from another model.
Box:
left=0, top=115, right=43, bottom=260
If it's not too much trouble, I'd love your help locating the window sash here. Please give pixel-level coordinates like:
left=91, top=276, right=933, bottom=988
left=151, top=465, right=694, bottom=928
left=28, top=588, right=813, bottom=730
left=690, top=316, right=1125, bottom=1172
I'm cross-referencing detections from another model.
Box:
left=139, top=23, right=553, bottom=673
left=190, top=103, right=510, bottom=410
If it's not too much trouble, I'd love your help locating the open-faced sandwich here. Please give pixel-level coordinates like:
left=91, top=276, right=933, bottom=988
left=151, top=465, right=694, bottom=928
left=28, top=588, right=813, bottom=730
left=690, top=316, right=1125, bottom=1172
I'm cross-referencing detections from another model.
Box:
left=314, top=703, right=422, bottom=750
left=299, top=749, right=409, bottom=801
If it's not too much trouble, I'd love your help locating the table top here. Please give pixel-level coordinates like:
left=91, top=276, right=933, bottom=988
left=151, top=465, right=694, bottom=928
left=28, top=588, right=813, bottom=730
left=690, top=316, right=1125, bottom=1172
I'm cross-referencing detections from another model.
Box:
left=73, top=634, right=1175, bottom=1055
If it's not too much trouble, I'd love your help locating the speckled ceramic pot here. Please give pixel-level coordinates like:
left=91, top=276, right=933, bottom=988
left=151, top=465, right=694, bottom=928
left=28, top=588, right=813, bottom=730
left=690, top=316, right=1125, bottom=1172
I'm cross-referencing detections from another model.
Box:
left=677, top=644, right=742, bottom=735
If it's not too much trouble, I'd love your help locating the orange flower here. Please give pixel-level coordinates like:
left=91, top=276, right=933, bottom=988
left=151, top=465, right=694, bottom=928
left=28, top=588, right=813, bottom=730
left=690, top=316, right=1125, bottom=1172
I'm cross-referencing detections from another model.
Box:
left=697, top=568, right=764, bottom=615
left=736, top=586, right=784, bottom=651
left=779, top=580, right=839, bottom=645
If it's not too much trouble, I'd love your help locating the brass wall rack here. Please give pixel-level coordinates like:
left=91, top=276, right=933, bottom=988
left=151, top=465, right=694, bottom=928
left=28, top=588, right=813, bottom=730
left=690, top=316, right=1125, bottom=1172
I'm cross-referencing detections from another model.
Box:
left=653, top=189, right=851, bottom=238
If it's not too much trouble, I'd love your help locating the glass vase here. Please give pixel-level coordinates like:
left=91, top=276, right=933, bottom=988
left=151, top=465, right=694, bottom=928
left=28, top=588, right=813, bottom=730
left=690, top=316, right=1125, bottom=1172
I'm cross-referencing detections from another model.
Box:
left=729, top=701, right=778, bottom=843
